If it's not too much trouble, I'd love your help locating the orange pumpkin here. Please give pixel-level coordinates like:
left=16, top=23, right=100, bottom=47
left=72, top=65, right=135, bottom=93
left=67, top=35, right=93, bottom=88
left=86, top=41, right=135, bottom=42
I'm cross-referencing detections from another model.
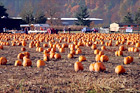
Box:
left=94, top=62, right=106, bottom=72
left=0, top=45, right=3, bottom=49
left=37, top=60, right=45, bottom=68
left=127, top=56, right=133, bottom=63
left=115, top=65, right=126, bottom=74
left=0, top=57, right=7, bottom=65
left=79, top=55, right=86, bottom=62
left=43, top=56, right=49, bottom=61
left=59, top=48, right=65, bottom=53
left=14, top=60, right=22, bottom=66
left=67, top=53, right=74, bottom=59
left=49, top=52, right=55, bottom=59
left=124, top=57, right=131, bottom=64
left=17, top=53, right=24, bottom=60
left=119, top=45, right=125, bottom=51
left=95, top=54, right=101, bottom=62
left=43, top=43, right=48, bottom=48
left=101, top=46, right=106, bottom=50
left=23, top=52, right=30, bottom=58
left=21, top=47, right=26, bottom=51
left=100, top=55, right=109, bottom=62
left=54, top=53, right=61, bottom=59
left=94, top=49, right=100, bottom=55
left=89, top=63, right=95, bottom=71
left=22, top=58, right=32, bottom=67
left=74, top=62, right=84, bottom=72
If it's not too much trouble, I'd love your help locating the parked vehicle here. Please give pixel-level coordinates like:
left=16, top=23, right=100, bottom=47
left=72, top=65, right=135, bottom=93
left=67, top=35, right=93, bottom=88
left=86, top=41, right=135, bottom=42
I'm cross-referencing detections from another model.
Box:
left=91, top=28, right=98, bottom=33
left=81, top=27, right=92, bottom=33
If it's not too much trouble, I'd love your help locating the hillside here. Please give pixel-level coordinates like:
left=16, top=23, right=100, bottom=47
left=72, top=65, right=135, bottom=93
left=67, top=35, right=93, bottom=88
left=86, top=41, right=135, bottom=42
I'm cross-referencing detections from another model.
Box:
left=1, top=0, right=140, bottom=25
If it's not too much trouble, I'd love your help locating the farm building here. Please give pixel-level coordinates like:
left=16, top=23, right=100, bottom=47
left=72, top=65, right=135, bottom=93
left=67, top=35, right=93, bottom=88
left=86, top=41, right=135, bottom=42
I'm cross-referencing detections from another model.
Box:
left=47, top=18, right=103, bottom=25
left=0, top=17, right=22, bottom=32
left=110, top=22, right=140, bottom=32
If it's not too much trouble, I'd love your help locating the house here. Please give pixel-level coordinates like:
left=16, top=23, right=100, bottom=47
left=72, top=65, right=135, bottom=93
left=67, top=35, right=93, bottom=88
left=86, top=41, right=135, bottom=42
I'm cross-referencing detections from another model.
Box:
left=110, top=22, right=139, bottom=32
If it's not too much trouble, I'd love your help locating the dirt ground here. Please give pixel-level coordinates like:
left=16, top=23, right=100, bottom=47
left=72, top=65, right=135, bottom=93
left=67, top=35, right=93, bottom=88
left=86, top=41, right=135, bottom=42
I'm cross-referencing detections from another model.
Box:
left=0, top=33, right=140, bottom=93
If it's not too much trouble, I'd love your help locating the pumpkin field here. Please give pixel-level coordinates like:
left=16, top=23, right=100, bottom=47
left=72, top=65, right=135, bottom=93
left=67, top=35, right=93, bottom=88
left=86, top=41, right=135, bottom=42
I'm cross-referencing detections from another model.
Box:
left=0, top=33, right=140, bottom=92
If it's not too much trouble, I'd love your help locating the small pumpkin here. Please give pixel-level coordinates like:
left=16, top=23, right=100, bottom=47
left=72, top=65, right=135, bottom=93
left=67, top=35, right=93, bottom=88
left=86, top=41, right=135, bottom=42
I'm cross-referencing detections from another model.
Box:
left=0, top=57, right=7, bottom=65
left=37, top=60, right=45, bottom=68
left=79, top=55, right=86, bottom=62
left=14, top=60, right=22, bottom=66
left=74, top=61, right=84, bottom=72
left=95, top=54, right=101, bottom=62
left=17, top=53, right=24, bottom=60
left=54, top=53, right=61, bottom=59
left=21, top=47, right=26, bottom=51
left=115, top=65, right=126, bottom=74
left=124, top=57, right=131, bottom=64
left=23, top=52, right=30, bottom=58
left=22, top=58, right=32, bottom=67
left=67, top=53, right=73, bottom=59
left=94, top=49, right=100, bottom=55
left=89, top=63, right=95, bottom=71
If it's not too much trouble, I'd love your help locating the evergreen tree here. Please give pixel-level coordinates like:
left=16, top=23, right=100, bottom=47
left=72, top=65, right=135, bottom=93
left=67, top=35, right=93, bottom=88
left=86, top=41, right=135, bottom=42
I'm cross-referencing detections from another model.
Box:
left=75, top=5, right=91, bottom=27
left=0, top=2, right=8, bottom=18
left=134, top=8, right=140, bottom=25
left=121, top=12, right=133, bottom=24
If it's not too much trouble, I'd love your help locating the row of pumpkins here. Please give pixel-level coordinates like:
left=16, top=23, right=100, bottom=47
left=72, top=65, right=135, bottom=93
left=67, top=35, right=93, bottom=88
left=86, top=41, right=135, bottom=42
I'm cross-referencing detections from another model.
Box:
left=0, top=33, right=140, bottom=75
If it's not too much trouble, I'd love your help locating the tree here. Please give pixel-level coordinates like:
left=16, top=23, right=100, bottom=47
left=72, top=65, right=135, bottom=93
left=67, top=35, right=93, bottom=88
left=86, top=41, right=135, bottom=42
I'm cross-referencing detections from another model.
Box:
left=0, top=2, right=8, bottom=18
left=20, top=2, right=34, bottom=24
left=20, top=2, right=47, bottom=24
left=134, top=8, right=140, bottom=25
left=121, top=12, right=133, bottom=24
left=75, top=5, right=91, bottom=27
left=34, top=10, right=47, bottom=24
left=39, top=0, right=62, bottom=25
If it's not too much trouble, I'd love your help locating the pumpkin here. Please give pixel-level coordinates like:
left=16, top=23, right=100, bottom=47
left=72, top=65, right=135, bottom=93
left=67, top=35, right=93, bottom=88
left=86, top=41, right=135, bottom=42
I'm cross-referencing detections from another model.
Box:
left=70, top=50, right=75, bottom=55
left=99, top=51, right=104, bottom=55
left=124, top=57, right=131, bottom=64
left=22, top=41, right=26, bottom=46
left=94, top=49, right=100, bottom=55
left=94, top=62, right=106, bottom=72
left=0, top=45, right=3, bottom=49
left=43, top=56, right=49, bottom=61
left=100, top=55, right=109, bottom=62
left=17, top=53, right=24, bottom=60
left=49, top=52, right=55, bottom=59
left=115, top=65, right=125, bottom=74
left=79, top=55, right=86, bottom=62
left=127, top=56, right=133, bottom=63
left=59, top=48, right=65, bottom=53
left=91, top=44, right=97, bottom=50
left=37, top=60, right=45, bottom=68
left=115, top=50, right=123, bottom=56
left=95, top=54, right=101, bottom=62
left=89, top=63, right=95, bottom=71
left=21, top=47, right=26, bottom=51
left=23, top=58, right=32, bottom=67
left=43, top=43, right=48, bottom=48
left=0, top=57, right=7, bottom=65
left=101, top=46, right=106, bottom=50
left=39, top=47, right=43, bottom=52
left=75, top=49, right=82, bottom=54
left=54, top=53, right=61, bottom=59
left=23, top=52, right=30, bottom=58
left=67, top=53, right=73, bottom=59
left=119, top=45, right=125, bottom=51
left=74, top=62, right=84, bottom=72
left=14, top=60, right=22, bottom=66
left=135, top=43, right=140, bottom=47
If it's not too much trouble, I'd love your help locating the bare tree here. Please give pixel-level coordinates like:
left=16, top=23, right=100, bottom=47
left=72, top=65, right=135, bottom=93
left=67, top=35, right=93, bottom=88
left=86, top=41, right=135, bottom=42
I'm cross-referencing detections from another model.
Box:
left=39, top=0, right=62, bottom=25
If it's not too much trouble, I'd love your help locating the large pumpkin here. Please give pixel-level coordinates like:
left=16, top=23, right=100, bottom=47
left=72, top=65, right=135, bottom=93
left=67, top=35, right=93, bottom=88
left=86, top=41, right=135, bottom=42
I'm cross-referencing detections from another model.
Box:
left=74, top=62, right=84, bottom=72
